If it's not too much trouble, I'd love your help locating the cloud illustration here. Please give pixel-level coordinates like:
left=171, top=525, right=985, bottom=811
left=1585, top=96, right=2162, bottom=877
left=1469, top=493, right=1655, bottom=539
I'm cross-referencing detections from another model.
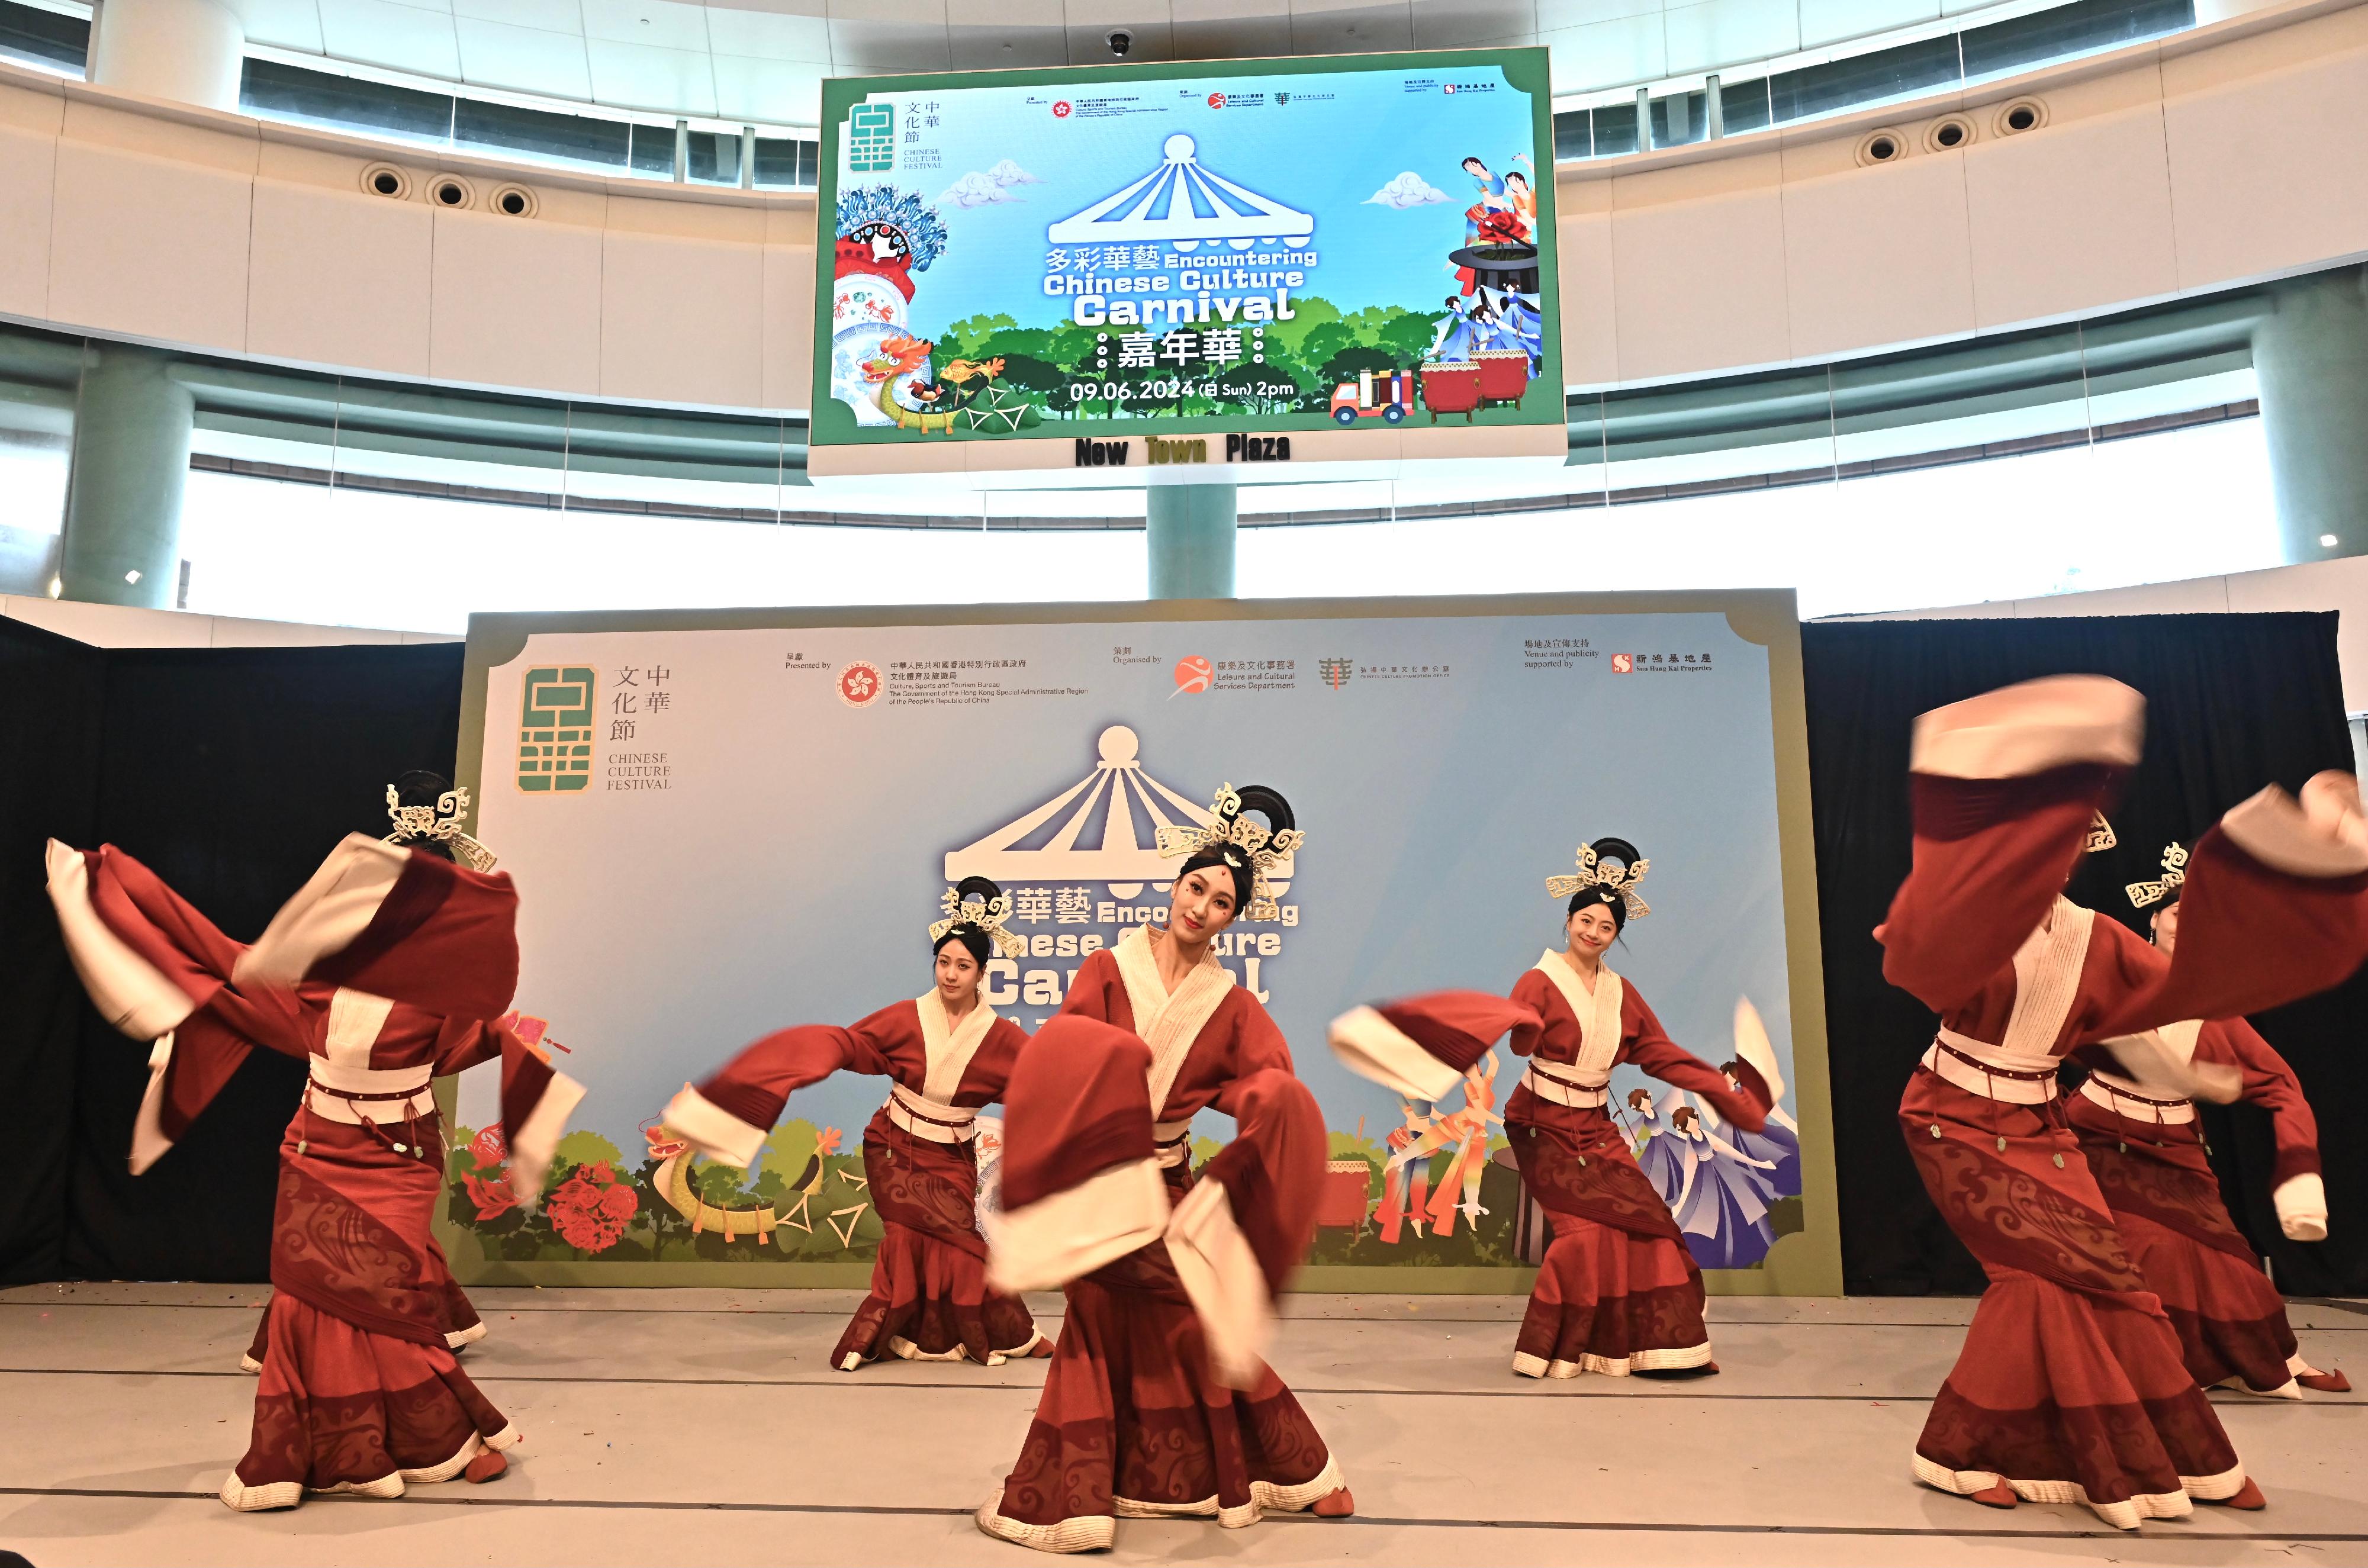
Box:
left=940, top=170, right=1023, bottom=208
left=940, top=160, right=1043, bottom=208
left=1366, top=172, right=1448, bottom=209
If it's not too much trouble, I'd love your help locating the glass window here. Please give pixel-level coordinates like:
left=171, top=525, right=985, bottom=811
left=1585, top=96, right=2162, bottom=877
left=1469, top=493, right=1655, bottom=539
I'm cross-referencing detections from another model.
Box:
left=1650, top=89, right=1709, bottom=149
left=1769, top=34, right=1961, bottom=123
left=1552, top=108, right=1592, bottom=162
left=754, top=136, right=810, bottom=188
left=240, top=58, right=455, bottom=147
left=1590, top=101, right=1640, bottom=158
left=0, top=0, right=85, bottom=75
left=629, top=121, right=678, bottom=178
left=686, top=128, right=741, bottom=186
left=1961, top=0, right=2195, bottom=81
left=0, top=333, right=78, bottom=597
left=1238, top=416, right=2276, bottom=619
left=455, top=99, right=631, bottom=173
left=1719, top=75, right=1772, bottom=137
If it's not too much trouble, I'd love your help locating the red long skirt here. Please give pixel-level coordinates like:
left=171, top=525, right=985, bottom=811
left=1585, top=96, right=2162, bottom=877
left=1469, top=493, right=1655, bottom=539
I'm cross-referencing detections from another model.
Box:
left=223, top=1112, right=517, bottom=1510
left=832, top=1112, right=1041, bottom=1370
left=243, top=1243, right=484, bottom=1369
left=981, top=1165, right=1341, bottom=1552
left=1900, top=1067, right=2246, bottom=1528
left=2066, top=1094, right=2307, bottom=1396
left=1506, top=1105, right=1713, bottom=1376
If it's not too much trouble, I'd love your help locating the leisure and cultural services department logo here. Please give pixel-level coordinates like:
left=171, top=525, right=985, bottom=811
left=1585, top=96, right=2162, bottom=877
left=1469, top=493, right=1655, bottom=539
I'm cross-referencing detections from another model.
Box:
left=517, top=665, right=595, bottom=793
left=1172, top=655, right=1214, bottom=696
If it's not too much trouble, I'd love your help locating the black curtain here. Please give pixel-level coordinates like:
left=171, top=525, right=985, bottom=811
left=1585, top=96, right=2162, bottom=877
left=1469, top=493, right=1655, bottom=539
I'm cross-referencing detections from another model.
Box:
left=0, top=639, right=464, bottom=1285
left=1803, top=614, right=2368, bottom=1296
left=0, top=618, right=104, bottom=1286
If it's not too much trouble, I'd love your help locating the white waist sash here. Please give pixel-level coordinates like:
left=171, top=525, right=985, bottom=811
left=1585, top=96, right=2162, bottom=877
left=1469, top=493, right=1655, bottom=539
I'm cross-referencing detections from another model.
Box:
left=2078, top=1071, right=2197, bottom=1125
left=304, top=1056, right=433, bottom=1125
left=1153, top=1119, right=1192, bottom=1167
left=1522, top=1060, right=1610, bottom=1109
left=886, top=1081, right=979, bottom=1144
left=1921, top=1029, right=2062, bottom=1105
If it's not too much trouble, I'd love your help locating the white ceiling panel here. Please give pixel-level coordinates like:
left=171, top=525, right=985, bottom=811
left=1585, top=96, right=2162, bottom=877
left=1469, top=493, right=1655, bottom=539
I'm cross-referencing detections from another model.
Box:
left=1170, top=0, right=1293, bottom=60
left=242, top=0, right=329, bottom=52
left=581, top=0, right=713, bottom=49
left=712, top=53, right=825, bottom=120
left=1541, top=9, right=1664, bottom=92
left=1414, top=0, right=1536, bottom=50
left=317, top=0, right=464, bottom=76
left=702, top=4, right=831, bottom=63
left=586, top=36, right=720, bottom=111
left=456, top=16, right=596, bottom=95
left=1289, top=0, right=1415, bottom=55
left=1663, top=0, right=1798, bottom=76
left=453, top=0, right=587, bottom=32
left=951, top=22, right=1068, bottom=69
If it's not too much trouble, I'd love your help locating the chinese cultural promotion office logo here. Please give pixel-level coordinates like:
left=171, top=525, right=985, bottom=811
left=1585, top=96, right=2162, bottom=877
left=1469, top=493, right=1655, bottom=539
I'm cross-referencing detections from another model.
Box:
left=517, top=665, right=596, bottom=792
left=941, top=725, right=1299, bottom=1016
left=1318, top=658, right=1353, bottom=690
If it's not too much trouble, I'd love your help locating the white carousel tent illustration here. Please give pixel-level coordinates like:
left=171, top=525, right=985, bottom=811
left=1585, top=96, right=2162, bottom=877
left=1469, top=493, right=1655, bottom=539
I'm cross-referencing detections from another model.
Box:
left=1047, top=134, right=1315, bottom=252
left=944, top=724, right=1295, bottom=896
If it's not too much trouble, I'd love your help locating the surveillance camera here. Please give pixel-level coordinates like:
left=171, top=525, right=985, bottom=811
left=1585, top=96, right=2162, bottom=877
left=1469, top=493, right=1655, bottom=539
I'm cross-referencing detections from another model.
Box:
left=1107, top=29, right=1131, bottom=57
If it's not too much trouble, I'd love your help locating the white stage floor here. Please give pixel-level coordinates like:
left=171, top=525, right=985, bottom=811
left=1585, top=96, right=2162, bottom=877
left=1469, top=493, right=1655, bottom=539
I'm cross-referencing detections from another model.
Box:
left=1, top=1284, right=2362, bottom=1566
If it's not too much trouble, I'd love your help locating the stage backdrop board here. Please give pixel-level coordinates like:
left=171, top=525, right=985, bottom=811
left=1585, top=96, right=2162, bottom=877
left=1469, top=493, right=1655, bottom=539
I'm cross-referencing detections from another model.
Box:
left=810, top=50, right=1564, bottom=481
left=448, top=594, right=1839, bottom=1294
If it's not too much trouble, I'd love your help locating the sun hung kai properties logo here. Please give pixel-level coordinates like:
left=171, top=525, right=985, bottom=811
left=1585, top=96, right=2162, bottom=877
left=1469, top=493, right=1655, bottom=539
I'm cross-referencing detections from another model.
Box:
left=935, top=725, right=1303, bottom=1019
left=517, top=665, right=595, bottom=793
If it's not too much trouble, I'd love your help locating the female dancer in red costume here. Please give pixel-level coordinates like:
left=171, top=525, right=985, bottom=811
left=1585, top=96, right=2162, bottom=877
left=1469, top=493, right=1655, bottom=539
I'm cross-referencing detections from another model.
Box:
left=1878, top=675, right=2368, bottom=1527
left=46, top=778, right=581, bottom=1511
left=659, top=877, right=1048, bottom=1370
left=2061, top=841, right=2348, bottom=1398
left=975, top=784, right=1352, bottom=1553
left=1330, top=836, right=1772, bottom=1380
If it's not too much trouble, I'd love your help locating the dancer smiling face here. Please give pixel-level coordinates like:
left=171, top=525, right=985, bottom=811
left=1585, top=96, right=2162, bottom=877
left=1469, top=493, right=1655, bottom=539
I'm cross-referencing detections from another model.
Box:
left=1563, top=887, right=1623, bottom=970
left=1166, top=849, right=1247, bottom=955
left=932, top=924, right=988, bottom=1017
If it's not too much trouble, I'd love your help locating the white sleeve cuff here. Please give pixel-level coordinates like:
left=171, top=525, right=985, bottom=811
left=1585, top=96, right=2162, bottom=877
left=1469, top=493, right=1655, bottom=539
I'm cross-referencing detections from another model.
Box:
left=661, top=1082, right=768, bottom=1170
left=1909, top=674, right=2144, bottom=779
left=2275, top=1172, right=2328, bottom=1242
left=1326, top=1005, right=1463, bottom=1103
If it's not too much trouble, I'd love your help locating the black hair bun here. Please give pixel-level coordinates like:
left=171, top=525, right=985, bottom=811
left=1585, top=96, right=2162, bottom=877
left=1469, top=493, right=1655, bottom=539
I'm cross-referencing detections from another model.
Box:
left=1588, top=835, right=1642, bottom=872
left=394, top=769, right=453, bottom=810
left=1225, top=784, right=1295, bottom=838
left=951, top=874, right=1003, bottom=910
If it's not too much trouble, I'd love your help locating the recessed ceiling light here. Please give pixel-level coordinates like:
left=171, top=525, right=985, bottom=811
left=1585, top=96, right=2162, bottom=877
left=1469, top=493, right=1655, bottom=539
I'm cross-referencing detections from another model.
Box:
left=124, top=569, right=141, bottom=584
left=46, top=575, right=61, bottom=598
left=2322, top=534, right=2340, bottom=548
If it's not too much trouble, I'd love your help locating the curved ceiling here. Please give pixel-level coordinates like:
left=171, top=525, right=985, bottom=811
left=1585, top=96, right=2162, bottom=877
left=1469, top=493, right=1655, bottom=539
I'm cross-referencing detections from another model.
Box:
left=234, top=0, right=2060, bottom=128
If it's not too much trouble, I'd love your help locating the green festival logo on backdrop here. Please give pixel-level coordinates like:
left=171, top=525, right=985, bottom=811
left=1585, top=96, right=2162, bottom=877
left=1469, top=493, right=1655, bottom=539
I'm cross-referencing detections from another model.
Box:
left=516, top=666, right=596, bottom=793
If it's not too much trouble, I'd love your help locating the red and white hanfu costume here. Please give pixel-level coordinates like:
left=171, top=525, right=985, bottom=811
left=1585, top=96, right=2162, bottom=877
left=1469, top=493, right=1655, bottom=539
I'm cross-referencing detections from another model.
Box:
left=47, top=832, right=582, bottom=1512
left=1331, top=982, right=1769, bottom=1379
left=662, top=990, right=1046, bottom=1369
left=2068, top=1010, right=2343, bottom=1397
left=977, top=929, right=1343, bottom=1553
left=1880, top=675, right=2368, bottom=1528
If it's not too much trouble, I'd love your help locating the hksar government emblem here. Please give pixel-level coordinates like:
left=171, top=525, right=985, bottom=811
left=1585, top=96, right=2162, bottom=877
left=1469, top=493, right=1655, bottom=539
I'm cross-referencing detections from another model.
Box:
left=838, top=660, right=885, bottom=709
left=517, top=665, right=595, bottom=793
